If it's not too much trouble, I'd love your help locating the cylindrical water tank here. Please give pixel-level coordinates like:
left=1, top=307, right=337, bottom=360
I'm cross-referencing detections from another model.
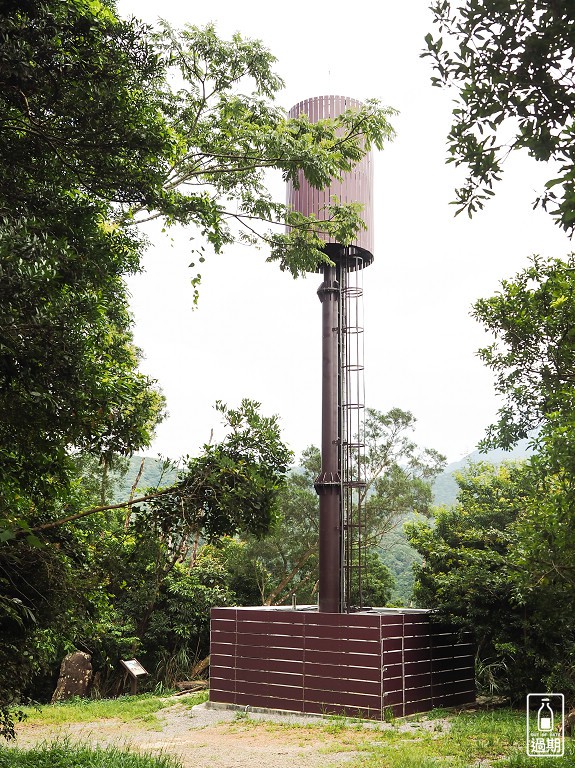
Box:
left=287, top=95, right=374, bottom=269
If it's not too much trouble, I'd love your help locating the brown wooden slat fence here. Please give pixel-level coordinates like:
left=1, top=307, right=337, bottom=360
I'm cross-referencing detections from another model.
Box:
left=210, top=608, right=475, bottom=719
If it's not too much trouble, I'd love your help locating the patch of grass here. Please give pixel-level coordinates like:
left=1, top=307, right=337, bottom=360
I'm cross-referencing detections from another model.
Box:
left=323, top=713, right=363, bottom=733
left=382, top=706, right=396, bottom=724
left=0, top=739, right=181, bottom=768
left=16, top=702, right=575, bottom=767
left=424, top=707, right=452, bottom=719
left=19, top=695, right=168, bottom=727
left=169, top=690, right=208, bottom=710
left=329, top=709, right=575, bottom=768
left=18, top=691, right=207, bottom=727
left=217, top=708, right=575, bottom=767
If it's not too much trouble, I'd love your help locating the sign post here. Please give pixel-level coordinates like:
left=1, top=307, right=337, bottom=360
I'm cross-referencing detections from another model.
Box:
left=120, top=659, right=148, bottom=695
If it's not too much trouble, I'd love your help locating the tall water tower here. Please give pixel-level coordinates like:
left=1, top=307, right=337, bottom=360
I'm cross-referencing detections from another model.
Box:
left=288, top=95, right=373, bottom=613
left=208, top=96, right=476, bottom=720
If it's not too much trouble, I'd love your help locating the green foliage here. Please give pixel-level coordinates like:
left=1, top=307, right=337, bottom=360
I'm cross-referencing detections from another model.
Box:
left=1, top=1, right=172, bottom=207
left=424, top=2, right=575, bottom=230
left=112, top=457, right=178, bottom=503
left=407, top=461, right=575, bottom=700
left=146, top=400, right=293, bottom=543
left=146, top=20, right=397, bottom=275
left=474, top=254, right=575, bottom=450
left=207, top=538, right=262, bottom=607
left=378, top=520, right=421, bottom=605
left=471, top=254, right=575, bottom=700
left=230, top=446, right=321, bottom=606
left=127, top=20, right=396, bottom=277
left=373, top=426, right=529, bottom=606
left=85, top=400, right=292, bottom=687
left=349, top=550, right=394, bottom=607
left=0, top=464, right=118, bottom=713
left=418, top=255, right=575, bottom=700
left=0, top=740, right=181, bottom=768
left=408, top=251, right=575, bottom=703
left=123, top=551, right=234, bottom=684
left=0, top=705, right=24, bottom=742
left=0, top=0, right=395, bottom=538
left=0, top=0, right=168, bottom=522
left=360, top=408, right=446, bottom=546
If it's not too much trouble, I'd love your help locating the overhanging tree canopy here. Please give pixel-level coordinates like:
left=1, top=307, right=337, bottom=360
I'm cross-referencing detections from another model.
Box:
left=424, top=1, right=575, bottom=230
left=473, top=253, right=575, bottom=449
left=0, top=0, right=396, bottom=519
left=0, top=0, right=169, bottom=514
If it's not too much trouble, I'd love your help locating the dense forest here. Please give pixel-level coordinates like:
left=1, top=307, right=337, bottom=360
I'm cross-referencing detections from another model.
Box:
left=115, top=439, right=532, bottom=607
left=0, top=0, right=397, bottom=738
left=3, top=0, right=575, bottom=743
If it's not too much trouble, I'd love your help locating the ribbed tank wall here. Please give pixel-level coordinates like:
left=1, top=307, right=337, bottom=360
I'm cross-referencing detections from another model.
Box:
left=287, top=95, right=374, bottom=260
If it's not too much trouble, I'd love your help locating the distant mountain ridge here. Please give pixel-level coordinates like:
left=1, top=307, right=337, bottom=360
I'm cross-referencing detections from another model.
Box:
left=114, top=441, right=533, bottom=605
left=432, top=438, right=533, bottom=507
left=112, top=455, right=178, bottom=502
left=382, top=438, right=534, bottom=603
left=116, top=439, right=534, bottom=509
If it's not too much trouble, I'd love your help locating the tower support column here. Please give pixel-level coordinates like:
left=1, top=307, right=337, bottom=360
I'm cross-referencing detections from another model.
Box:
left=314, top=264, right=341, bottom=613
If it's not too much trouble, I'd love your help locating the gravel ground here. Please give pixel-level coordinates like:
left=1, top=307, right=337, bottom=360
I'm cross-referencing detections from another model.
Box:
left=15, top=702, right=358, bottom=768
left=14, top=701, right=451, bottom=768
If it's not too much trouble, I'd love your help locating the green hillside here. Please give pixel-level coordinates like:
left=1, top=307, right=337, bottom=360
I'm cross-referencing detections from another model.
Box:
left=432, top=438, right=533, bottom=507
left=112, top=455, right=179, bottom=502
left=378, top=517, right=421, bottom=605
left=382, top=439, right=533, bottom=603
left=117, top=440, right=533, bottom=606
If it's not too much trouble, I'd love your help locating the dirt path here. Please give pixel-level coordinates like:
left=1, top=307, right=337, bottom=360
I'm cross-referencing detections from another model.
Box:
left=14, top=703, right=381, bottom=768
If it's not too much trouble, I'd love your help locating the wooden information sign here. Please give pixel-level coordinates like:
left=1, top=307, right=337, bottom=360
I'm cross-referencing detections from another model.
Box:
left=120, top=658, right=148, bottom=694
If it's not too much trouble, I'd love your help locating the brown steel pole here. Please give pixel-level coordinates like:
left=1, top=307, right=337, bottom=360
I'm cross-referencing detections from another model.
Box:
left=314, top=264, right=341, bottom=613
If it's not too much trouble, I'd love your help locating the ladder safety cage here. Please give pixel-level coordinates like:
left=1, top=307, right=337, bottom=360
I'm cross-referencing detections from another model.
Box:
left=338, top=249, right=368, bottom=611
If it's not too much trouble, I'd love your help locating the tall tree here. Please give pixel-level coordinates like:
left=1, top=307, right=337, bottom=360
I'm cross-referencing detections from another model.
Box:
left=473, top=253, right=575, bottom=450
left=360, top=408, right=446, bottom=546
left=424, top=1, right=575, bottom=230
left=0, top=0, right=168, bottom=519
left=410, top=253, right=575, bottom=700
left=0, top=400, right=292, bottom=712
left=0, top=1, right=396, bottom=528
left=231, top=409, right=444, bottom=607
left=406, top=460, right=575, bottom=701
left=473, top=254, right=575, bottom=645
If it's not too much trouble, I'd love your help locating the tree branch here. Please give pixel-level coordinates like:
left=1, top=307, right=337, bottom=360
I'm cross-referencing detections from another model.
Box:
left=24, top=487, right=178, bottom=536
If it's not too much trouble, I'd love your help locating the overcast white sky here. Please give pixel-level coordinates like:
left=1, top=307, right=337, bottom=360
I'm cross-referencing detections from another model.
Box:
left=117, top=0, right=573, bottom=465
